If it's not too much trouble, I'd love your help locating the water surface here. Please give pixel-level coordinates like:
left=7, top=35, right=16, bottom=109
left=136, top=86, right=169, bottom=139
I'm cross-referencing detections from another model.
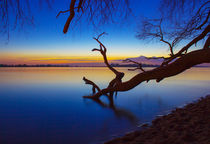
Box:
left=0, top=67, right=210, bottom=144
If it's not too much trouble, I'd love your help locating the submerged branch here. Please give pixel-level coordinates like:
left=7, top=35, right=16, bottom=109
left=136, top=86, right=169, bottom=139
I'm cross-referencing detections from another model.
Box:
left=84, top=32, right=124, bottom=98
left=84, top=48, right=210, bottom=98
left=83, top=77, right=101, bottom=94
left=83, top=24, right=209, bottom=101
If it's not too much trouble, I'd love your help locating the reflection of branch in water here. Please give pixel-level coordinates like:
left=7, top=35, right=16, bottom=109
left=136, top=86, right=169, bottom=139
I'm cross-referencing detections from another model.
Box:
left=90, top=96, right=139, bottom=125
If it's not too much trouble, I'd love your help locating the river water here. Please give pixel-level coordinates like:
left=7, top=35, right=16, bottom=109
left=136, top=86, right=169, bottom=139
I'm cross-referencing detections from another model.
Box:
left=0, top=67, right=209, bottom=144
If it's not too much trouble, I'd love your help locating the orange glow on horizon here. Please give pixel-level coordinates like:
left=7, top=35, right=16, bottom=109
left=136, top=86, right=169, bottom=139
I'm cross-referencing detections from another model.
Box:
left=0, top=53, right=129, bottom=65
left=0, top=51, right=168, bottom=65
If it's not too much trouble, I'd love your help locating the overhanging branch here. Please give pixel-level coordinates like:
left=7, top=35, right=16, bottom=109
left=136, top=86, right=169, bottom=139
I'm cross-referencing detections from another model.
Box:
left=162, top=25, right=210, bottom=66
left=83, top=32, right=125, bottom=98
left=84, top=48, right=210, bottom=98
left=123, top=59, right=145, bottom=72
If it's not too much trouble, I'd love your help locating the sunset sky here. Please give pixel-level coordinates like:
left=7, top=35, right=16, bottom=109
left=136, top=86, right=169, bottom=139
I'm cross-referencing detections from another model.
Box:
left=0, top=0, right=201, bottom=65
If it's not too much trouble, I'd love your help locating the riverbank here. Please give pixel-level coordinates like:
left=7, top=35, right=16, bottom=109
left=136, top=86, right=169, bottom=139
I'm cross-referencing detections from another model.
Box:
left=105, top=95, right=210, bottom=144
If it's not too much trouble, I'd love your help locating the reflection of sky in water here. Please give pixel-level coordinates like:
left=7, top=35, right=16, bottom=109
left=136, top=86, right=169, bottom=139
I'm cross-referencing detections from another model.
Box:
left=0, top=67, right=210, bottom=144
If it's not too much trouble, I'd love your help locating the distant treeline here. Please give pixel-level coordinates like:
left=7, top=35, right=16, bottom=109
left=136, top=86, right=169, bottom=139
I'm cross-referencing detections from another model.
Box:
left=110, top=63, right=159, bottom=67
left=0, top=63, right=160, bottom=67
left=0, top=64, right=71, bottom=67
left=0, top=64, right=208, bottom=67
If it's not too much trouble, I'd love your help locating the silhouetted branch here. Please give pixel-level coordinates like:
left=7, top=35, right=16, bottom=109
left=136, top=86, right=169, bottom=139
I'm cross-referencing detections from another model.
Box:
left=81, top=1, right=210, bottom=103
left=137, top=19, right=175, bottom=56
left=84, top=19, right=209, bottom=99
left=123, top=59, right=145, bottom=72
left=93, top=33, right=123, bottom=76
left=162, top=25, right=210, bottom=66
left=83, top=77, right=101, bottom=94
left=203, top=36, right=210, bottom=49
left=77, top=0, right=84, bottom=12
left=56, top=0, right=130, bottom=34
left=63, top=0, right=76, bottom=33
left=196, top=11, right=210, bottom=30
left=0, top=0, right=36, bottom=40
left=56, top=9, right=71, bottom=18
left=158, top=19, right=174, bottom=55
left=96, top=32, right=107, bottom=39
left=84, top=33, right=124, bottom=98
left=137, top=1, right=209, bottom=58
left=84, top=48, right=210, bottom=99
left=195, top=1, right=210, bottom=30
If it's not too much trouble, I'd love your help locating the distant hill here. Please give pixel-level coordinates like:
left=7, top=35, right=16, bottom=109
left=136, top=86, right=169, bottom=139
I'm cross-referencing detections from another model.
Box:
left=114, top=56, right=210, bottom=67
left=1, top=55, right=209, bottom=67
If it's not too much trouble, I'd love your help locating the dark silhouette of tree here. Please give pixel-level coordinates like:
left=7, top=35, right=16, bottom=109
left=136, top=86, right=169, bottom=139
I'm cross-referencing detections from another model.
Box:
left=81, top=1, right=210, bottom=99
left=0, top=0, right=209, bottom=100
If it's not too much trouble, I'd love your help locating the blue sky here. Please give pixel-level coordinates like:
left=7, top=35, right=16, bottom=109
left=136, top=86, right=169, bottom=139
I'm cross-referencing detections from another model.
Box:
left=0, top=0, right=194, bottom=65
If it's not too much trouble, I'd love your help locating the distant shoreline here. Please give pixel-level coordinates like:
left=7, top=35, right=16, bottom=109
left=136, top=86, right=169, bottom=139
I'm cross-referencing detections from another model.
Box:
left=0, top=64, right=160, bottom=67
left=0, top=64, right=209, bottom=68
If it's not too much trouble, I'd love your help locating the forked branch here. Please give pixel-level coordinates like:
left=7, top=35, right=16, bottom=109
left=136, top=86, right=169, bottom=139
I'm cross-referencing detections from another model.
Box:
left=57, top=0, right=84, bottom=34
left=83, top=26, right=210, bottom=99
left=83, top=32, right=124, bottom=98
left=158, top=20, right=174, bottom=55
left=123, top=59, right=145, bottom=72
left=63, top=0, right=76, bottom=33
left=85, top=48, right=210, bottom=99
left=83, top=77, right=101, bottom=94
left=92, top=32, right=124, bottom=77
left=161, top=25, right=210, bottom=66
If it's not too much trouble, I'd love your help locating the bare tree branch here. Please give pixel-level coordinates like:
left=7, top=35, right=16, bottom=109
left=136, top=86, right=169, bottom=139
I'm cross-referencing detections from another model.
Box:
left=55, top=0, right=130, bottom=34
left=93, top=33, right=122, bottom=76
left=158, top=19, right=174, bottom=55
left=83, top=77, right=101, bottom=94
left=96, top=32, right=107, bottom=39
left=77, top=0, right=83, bottom=12
left=203, top=36, right=210, bottom=49
left=137, top=1, right=209, bottom=58
left=162, top=24, right=210, bottom=66
left=56, top=9, right=71, bottom=18
left=196, top=11, right=210, bottom=30
left=83, top=32, right=125, bottom=98
left=63, top=0, right=76, bottom=33
left=137, top=19, right=175, bottom=56
left=123, top=59, right=145, bottom=72
left=84, top=48, right=210, bottom=99
left=84, top=3, right=210, bottom=100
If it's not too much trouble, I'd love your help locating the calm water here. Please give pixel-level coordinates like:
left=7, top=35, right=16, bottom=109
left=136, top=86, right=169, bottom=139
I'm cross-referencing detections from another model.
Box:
left=0, top=67, right=210, bottom=144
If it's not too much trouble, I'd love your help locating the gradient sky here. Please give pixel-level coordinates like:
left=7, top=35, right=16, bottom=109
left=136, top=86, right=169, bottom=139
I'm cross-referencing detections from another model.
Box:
left=0, top=0, right=200, bottom=65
